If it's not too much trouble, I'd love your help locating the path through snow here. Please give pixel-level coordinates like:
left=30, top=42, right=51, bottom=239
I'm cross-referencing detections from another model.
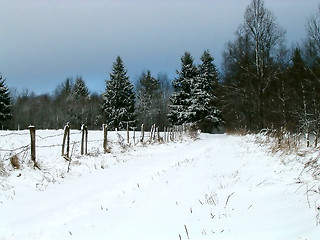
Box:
left=0, top=133, right=319, bottom=239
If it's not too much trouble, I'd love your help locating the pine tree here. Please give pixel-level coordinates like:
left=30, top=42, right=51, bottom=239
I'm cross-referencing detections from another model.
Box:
left=0, top=74, right=12, bottom=127
left=136, top=70, right=161, bottom=130
left=168, top=52, right=198, bottom=125
left=101, top=56, right=135, bottom=130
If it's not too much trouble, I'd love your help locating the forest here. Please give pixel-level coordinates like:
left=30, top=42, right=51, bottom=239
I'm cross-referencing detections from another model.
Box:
left=1, top=0, right=320, bottom=135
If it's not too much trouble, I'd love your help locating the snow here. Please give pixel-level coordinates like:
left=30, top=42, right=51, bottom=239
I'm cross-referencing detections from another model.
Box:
left=0, top=130, right=319, bottom=239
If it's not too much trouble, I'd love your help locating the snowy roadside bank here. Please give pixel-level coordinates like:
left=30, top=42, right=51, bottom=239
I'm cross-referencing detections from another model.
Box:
left=0, top=132, right=319, bottom=239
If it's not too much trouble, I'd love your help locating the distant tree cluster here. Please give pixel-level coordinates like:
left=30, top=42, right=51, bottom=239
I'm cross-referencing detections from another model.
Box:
left=2, top=0, right=320, bottom=135
left=9, top=77, right=100, bottom=130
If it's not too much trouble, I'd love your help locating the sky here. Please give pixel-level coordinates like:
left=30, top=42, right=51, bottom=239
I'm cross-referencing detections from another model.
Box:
left=1, top=0, right=319, bottom=95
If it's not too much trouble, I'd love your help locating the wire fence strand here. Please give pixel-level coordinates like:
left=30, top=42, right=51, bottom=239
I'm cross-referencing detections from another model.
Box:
left=0, top=125, right=187, bottom=163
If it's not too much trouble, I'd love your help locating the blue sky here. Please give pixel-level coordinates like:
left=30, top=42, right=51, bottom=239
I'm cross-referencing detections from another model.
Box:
left=0, top=0, right=319, bottom=94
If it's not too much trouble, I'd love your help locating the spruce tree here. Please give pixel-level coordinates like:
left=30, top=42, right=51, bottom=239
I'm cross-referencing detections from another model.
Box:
left=168, top=52, right=198, bottom=125
left=73, top=76, right=89, bottom=100
left=101, top=56, right=135, bottom=130
left=72, top=76, right=90, bottom=128
left=191, top=51, right=223, bottom=133
left=199, top=50, right=219, bottom=97
left=136, top=70, right=161, bottom=130
left=168, top=51, right=223, bottom=132
left=0, top=74, right=12, bottom=127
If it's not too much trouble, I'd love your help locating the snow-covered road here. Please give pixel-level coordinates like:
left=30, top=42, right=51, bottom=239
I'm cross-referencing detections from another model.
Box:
left=0, top=133, right=319, bottom=239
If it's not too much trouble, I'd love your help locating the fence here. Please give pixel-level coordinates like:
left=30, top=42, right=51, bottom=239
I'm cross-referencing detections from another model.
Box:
left=257, top=128, right=320, bottom=150
left=0, top=123, right=188, bottom=169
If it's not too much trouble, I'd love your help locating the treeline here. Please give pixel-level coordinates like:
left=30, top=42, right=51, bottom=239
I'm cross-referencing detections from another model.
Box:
left=8, top=72, right=172, bottom=131
left=2, top=0, right=320, bottom=134
left=10, top=77, right=101, bottom=130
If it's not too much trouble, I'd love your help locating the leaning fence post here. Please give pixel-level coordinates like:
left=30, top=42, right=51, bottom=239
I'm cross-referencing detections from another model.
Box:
left=29, top=125, right=36, bottom=164
left=103, top=124, right=108, bottom=153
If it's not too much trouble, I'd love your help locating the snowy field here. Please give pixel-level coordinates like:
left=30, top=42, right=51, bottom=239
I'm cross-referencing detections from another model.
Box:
left=0, top=130, right=320, bottom=240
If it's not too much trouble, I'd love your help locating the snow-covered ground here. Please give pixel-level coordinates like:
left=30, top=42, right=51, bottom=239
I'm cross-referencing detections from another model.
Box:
left=0, top=130, right=319, bottom=239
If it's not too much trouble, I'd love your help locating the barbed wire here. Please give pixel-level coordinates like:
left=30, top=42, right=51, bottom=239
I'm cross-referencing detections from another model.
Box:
left=2, top=150, right=29, bottom=162
left=36, top=143, right=63, bottom=148
left=0, top=144, right=30, bottom=153
left=0, top=131, right=29, bottom=137
left=36, top=133, right=64, bottom=140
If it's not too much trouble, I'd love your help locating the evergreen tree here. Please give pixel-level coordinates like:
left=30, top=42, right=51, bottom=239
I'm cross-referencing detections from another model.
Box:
left=0, top=74, right=12, bottom=127
left=168, top=51, right=223, bottom=132
left=199, top=50, right=219, bottom=94
left=168, top=52, right=198, bottom=125
left=136, top=70, right=161, bottom=130
left=52, top=78, right=74, bottom=128
left=191, top=51, right=223, bottom=133
left=101, top=56, right=135, bottom=130
left=73, top=76, right=89, bottom=100
left=72, top=76, right=90, bottom=128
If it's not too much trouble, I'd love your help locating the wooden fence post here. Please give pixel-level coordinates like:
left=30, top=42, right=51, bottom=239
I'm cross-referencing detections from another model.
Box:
left=103, top=124, right=108, bottom=153
left=29, top=125, right=36, bottom=163
left=81, top=124, right=85, bottom=155
left=306, top=132, right=310, bottom=147
left=140, top=124, right=144, bottom=142
left=153, top=124, right=156, bottom=141
left=127, top=122, right=130, bottom=144
left=170, top=128, right=174, bottom=141
left=132, top=127, right=137, bottom=145
left=66, top=123, right=70, bottom=158
left=85, top=125, right=88, bottom=155
left=149, top=125, right=153, bottom=142
left=156, top=127, right=160, bottom=142
left=81, top=124, right=88, bottom=155
left=62, top=122, right=70, bottom=158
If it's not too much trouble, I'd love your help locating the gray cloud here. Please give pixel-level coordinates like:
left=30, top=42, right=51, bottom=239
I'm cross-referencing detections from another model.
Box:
left=0, top=0, right=318, bottom=94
